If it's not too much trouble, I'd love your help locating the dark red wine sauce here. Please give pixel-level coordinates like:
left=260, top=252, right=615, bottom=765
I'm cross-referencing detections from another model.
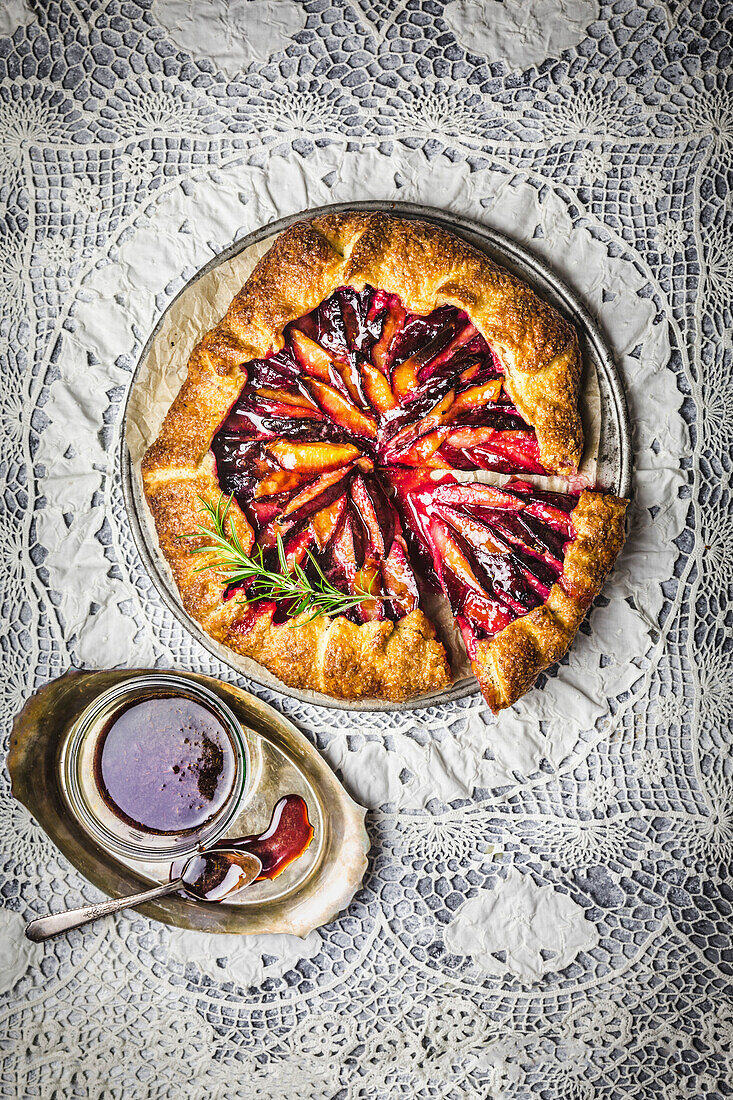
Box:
left=94, top=695, right=236, bottom=834
left=216, top=794, right=315, bottom=881
left=173, top=795, right=314, bottom=902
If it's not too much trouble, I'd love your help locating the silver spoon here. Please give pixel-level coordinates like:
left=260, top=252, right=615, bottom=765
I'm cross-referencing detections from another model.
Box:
left=25, top=849, right=263, bottom=942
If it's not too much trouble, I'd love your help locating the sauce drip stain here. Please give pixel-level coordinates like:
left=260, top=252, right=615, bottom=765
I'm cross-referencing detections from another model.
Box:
left=215, top=794, right=314, bottom=882
left=94, top=694, right=236, bottom=835
left=173, top=795, right=314, bottom=902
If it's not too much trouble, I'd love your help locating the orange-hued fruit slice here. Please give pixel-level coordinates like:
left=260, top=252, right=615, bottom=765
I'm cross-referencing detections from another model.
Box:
left=290, top=329, right=335, bottom=381
left=429, top=520, right=486, bottom=595
left=281, top=464, right=354, bottom=518
left=256, top=386, right=320, bottom=411
left=267, top=441, right=361, bottom=472
left=396, top=429, right=451, bottom=466
left=306, top=379, right=377, bottom=439
left=361, top=361, right=398, bottom=413
left=447, top=379, right=503, bottom=419
left=311, top=495, right=347, bottom=550
left=391, top=358, right=420, bottom=401
left=254, top=469, right=305, bottom=499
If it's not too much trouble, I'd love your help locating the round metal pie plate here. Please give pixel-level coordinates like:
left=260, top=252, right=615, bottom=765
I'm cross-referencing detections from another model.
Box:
left=121, top=201, right=632, bottom=712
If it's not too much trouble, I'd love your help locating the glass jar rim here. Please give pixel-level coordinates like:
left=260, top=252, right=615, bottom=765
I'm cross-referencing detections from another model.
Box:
left=60, top=673, right=250, bottom=862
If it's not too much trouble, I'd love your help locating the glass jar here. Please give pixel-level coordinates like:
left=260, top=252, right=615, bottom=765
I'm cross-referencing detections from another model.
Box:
left=59, top=673, right=250, bottom=862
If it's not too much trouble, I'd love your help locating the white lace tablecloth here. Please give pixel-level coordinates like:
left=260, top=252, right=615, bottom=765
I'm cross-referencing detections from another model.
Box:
left=2, top=1, right=732, bottom=1097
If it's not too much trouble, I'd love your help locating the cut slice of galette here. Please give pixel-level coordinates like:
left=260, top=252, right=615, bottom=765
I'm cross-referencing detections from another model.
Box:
left=142, top=211, right=626, bottom=706
left=395, top=473, right=628, bottom=711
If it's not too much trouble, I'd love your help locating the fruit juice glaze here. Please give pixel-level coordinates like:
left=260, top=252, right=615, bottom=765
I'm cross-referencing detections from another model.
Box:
left=209, top=286, right=552, bottom=628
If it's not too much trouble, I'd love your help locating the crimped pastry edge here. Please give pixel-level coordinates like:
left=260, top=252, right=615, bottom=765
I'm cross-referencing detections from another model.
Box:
left=213, top=606, right=452, bottom=703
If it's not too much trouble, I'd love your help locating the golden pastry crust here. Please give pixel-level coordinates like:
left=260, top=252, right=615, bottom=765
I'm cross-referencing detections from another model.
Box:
left=217, top=607, right=451, bottom=702
left=142, top=212, right=595, bottom=703
left=471, top=491, right=628, bottom=712
left=143, top=452, right=254, bottom=626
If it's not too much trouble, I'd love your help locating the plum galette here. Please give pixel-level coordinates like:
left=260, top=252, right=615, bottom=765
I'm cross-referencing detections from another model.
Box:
left=142, top=212, right=627, bottom=710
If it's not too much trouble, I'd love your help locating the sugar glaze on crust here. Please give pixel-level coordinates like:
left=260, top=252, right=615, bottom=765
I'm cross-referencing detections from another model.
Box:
left=143, top=212, right=605, bottom=704
left=471, top=491, right=628, bottom=712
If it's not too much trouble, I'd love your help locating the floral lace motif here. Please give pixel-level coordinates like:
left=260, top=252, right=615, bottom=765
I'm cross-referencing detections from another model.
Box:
left=1, top=1, right=731, bottom=1097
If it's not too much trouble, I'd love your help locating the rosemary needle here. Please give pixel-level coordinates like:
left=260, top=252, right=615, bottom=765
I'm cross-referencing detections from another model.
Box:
left=180, top=493, right=382, bottom=625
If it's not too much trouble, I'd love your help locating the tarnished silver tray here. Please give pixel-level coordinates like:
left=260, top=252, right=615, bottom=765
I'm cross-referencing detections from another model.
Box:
left=121, top=201, right=632, bottom=711
left=9, top=669, right=369, bottom=935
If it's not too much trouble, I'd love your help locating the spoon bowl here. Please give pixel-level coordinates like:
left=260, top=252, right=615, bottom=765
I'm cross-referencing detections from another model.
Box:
left=180, top=849, right=263, bottom=902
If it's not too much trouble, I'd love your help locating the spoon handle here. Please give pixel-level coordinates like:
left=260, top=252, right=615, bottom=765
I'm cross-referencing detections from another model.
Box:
left=25, top=879, right=182, bottom=942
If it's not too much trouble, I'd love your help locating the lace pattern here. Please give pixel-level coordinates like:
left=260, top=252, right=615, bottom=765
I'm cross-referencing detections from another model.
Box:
left=1, top=1, right=732, bottom=1097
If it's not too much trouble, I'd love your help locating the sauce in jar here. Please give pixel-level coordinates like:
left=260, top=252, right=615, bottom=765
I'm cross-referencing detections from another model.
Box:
left=94, top=694, right=236, bottom=835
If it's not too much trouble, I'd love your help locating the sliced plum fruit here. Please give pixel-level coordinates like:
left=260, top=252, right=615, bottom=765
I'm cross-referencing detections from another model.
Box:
left=399, top=474, right=579, bottom=642
left=209, top=283, right=565, bottom=641
left=289, top=329, right=336, bottom=382
left=304, top=378, right=377, bottom=440
left=310, top=495, right=347, bottom=551
left=266, top=441, right=361, bottom=473
left=214, top=282, right=543, bottom=474
left=361, top=361, right=399, bottom=414
left=350, top=474, right=395, bottom=558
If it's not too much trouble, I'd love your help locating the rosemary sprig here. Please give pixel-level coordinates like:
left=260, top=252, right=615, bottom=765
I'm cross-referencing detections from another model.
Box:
left=181, top=494, right=382, bottom=625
